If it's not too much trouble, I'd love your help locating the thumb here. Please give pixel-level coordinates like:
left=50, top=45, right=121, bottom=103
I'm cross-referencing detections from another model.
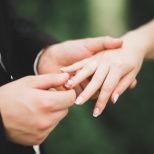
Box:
left=26, top=73, right=69, bottom=89
left=83, top=36, right=123, bottom=55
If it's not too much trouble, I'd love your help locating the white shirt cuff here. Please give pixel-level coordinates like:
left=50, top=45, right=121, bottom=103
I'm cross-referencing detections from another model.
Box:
left=33, top=50, right=44, bottom=75
left=33, top=145, right=40, bottom=154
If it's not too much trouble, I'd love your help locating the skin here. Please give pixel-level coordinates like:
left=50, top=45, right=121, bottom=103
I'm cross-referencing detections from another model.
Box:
left=38, top=37, right=123, bottom=74
left=62, top=20, right=154, bottom=117
left=1, top=20, right=154, bottom=146
left=0, top=73, right=76, bottom=145
left=38, top=37, right=123, bottom=95
left=0, top=37, right=122, bottom=145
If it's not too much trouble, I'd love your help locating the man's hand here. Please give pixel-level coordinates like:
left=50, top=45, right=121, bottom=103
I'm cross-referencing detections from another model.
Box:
left=37, top=37, right=122, bottom=96
left=38, top=37, right=122, bottom=74
left=0, top=73, right=76, bottom=145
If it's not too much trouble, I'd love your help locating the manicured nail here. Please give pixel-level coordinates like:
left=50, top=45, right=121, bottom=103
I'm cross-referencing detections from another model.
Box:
left=93, top=108, right=100, bottom=118
left=113, top=93, right=119, bottom=104
left=75, top=96, right=83, bottom=105
left=64, top=79, right=73, bottom=88
left=60, top=67, right=66, bottom=72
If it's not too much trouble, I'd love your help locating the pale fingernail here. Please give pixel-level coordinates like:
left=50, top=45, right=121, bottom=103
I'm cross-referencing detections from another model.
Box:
left=64, top=79, right=73, bottom=88
left=60, top=67, right=66, bottom=72
left=75, top=96, right=83, bottom=105
left=113, top=93, right=119, bottom=104
left=93, top=107, right=100, bottom=118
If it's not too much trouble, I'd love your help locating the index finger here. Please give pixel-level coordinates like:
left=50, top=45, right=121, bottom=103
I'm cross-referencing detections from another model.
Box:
left=64, top=60, right=98, bottom=89
left=38, top=89, right=76, bottom=111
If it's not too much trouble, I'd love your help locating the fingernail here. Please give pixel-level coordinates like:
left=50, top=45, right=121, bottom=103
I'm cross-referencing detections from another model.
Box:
left=113, top=93, right=119, bottom=104
left=60, top=67, right=66, bottom=72
left=93, top=107, right=100, bottom=118
left=75, top=96, right=83, bottom=105
left=64, top=79, right=73, bottom=88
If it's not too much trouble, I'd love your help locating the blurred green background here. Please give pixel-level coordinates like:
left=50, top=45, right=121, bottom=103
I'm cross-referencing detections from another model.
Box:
left=10, top=0, right=154, bottom=153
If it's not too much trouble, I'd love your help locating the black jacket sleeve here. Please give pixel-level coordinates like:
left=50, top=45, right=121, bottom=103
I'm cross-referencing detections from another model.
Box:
left=0, top=1, right=58, bottom=152
left=7, top=8, right=58, bottom=79
left=0, top=115, right=35, bottom=154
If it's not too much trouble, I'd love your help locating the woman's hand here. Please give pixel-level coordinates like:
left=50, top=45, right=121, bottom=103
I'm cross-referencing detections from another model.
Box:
left=61, top=32, right=147, bottom=117
left=38, top=37, right=122, bottom=96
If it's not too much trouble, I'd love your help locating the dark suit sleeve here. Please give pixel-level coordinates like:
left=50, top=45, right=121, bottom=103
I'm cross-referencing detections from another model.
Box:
left=8, top=10, right=58, bottom=79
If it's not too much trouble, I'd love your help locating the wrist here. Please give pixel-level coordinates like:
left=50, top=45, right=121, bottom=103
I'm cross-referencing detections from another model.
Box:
left=123, top=21, right=154, bottom=59
left=37, top=45, right=61, bottom=74
left=122, top=30, right=151, bottom=59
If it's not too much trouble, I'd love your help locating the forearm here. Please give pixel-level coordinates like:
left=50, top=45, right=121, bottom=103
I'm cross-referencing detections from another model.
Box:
left=122, top=20, right=154, bottom=59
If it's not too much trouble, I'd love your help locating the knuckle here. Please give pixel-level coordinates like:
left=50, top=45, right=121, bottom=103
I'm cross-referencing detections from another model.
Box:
left=84, top=61, right=95, bottom=73
left=116, top=84, right=127, bottom=95
left=92, top=75, right=101, bottom=84
left=84, top=65, right=93, bottom=73
left=97, top=98, right=107, bottom=110
left=96, top=102, right=104, bottom=112
left=116, top=89, right=122, bottom=95
left=37, top=120, right=51, bottom=130
left=40, top=99, right=56, bottom=111
left=113, top=61, right=123, bottom=69
left=97, top=94, right=105, bottom=103
left=40, top=100, right=51, bottom=111
left=35, top=134, right=45, bottom=145
left=102, top=85, right=111, bottom=94
left=99, top=103, right=106, bottom=111
left=113, top=60, right=136, bottom=72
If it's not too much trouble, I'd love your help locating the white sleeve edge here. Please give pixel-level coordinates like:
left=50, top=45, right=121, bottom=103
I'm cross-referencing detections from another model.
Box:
left=33, top=50, right=44, bottom=75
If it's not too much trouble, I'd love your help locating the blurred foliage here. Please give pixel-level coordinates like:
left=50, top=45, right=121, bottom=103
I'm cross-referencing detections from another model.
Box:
left=9, top=0, right=154, bottom=154
left=89, top=0, right=128, bottom=37
left=128, top=0, right=154, bottom=29
left=10, top=0, right=90, bottom=40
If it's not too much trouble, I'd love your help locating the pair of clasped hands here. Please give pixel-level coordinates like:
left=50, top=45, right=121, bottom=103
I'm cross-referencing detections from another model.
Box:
left=40, top=35, right=142, bottom=118
left=0, top=35, right=143, bottom=146
left=59, top=37, right=139, bottom=117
